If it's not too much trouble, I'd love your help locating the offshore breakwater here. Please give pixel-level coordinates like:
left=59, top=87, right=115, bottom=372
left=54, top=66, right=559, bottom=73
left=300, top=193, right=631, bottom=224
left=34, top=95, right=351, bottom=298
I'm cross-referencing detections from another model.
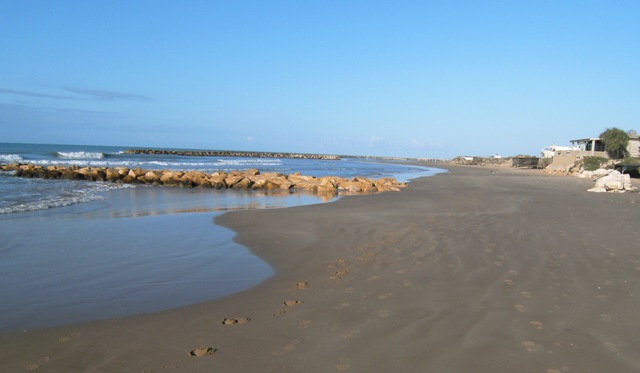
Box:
left=124, top=149, right=341, bottom=160
left=1, top=163, right=408, bottom=195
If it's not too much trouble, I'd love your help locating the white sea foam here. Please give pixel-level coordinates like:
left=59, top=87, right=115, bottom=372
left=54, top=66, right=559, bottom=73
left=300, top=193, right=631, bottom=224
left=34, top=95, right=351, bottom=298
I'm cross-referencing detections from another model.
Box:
left=0, top=182, right=133, bottom=214
left=57, top=151, right=105, bottom=159
left=0, top=154, right=23, bottom=163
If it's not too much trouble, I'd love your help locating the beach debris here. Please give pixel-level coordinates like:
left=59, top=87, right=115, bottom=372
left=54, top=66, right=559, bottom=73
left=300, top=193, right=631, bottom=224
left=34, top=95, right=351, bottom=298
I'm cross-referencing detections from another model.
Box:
left=587, top=170, right=637, bottom=193
left=0, top=163, right=408, bottom=196
left=189, top=347, right=216, bottom=357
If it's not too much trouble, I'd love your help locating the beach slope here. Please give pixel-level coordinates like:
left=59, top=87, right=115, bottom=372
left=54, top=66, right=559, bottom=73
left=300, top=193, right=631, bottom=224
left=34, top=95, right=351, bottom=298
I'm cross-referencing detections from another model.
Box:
left=1, top=165, right=639, bottom=372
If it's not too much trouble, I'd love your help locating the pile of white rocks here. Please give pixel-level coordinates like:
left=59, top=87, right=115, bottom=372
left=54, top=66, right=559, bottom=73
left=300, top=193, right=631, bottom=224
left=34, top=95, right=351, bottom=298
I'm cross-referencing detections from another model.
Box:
left=586, top=169, right=637, bottom=193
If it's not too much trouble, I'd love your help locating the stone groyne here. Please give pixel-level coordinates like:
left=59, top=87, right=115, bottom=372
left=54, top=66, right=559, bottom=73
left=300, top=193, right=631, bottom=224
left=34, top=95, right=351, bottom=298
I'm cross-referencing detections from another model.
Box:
left=124, top=149, right=341, bottom=160
left=0, top=164, right=407, bottom=195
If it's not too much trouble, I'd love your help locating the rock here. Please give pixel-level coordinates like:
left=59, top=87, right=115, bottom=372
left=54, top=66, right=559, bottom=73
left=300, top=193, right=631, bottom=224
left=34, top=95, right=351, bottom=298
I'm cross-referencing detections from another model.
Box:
left=278, top=180, right=293, bottom=190
left=160, top=171, right=183, bottom=186
left=143, top=171, right=161, bottom=183
left=293, top=180, right=319, bottom=192
left=224, top=174, right=244, bottom=188
left=232, top=177, right=252, bottom=190
left=587, top=187, right=607, bottom=193
left=106, top=168, right=123, bottom=182
left=589, top=170, right=637, bottom=193
left=209, top=173, right=227, bottom=189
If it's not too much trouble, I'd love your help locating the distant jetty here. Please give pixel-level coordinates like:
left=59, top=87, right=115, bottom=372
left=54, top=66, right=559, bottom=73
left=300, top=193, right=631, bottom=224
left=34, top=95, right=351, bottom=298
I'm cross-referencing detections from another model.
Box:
left=124, top=149, right=341, bottom=160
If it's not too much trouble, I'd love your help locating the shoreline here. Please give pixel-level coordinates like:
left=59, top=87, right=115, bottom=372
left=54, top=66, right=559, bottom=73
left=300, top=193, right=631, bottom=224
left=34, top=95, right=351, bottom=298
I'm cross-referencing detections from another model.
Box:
left=2, top=164, right=640, bottom=372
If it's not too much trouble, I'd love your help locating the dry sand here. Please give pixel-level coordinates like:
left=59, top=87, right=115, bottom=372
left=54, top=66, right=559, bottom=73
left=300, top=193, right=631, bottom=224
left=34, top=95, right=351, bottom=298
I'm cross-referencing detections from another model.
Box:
left=2, top=165, right=640, bottom=372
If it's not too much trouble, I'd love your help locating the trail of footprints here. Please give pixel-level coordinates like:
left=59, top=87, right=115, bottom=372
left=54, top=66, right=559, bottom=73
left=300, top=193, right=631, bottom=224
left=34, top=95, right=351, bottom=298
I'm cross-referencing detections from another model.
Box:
left=187, top=232, right=414, bottom=368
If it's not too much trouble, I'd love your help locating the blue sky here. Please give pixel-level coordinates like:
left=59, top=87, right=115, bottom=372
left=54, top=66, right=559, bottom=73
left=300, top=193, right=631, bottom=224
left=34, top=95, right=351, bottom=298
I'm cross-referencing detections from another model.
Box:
left=1, top=1, right=638, bottom=158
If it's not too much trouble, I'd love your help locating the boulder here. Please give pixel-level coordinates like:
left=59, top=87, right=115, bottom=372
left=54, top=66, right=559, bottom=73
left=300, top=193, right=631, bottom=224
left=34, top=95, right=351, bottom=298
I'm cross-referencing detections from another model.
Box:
left=224, top=175, right=244, bottom=188
left=143, top=171, right=161, bottom=184
left=106, top=168, right=123, bottom=182
left=160, top=171, right=183, bottom=186
left=209, top=174, right=227, bottom=189
left=232, top=177, right=252, bottom=190
left=589, top=170, right=637, bottom=193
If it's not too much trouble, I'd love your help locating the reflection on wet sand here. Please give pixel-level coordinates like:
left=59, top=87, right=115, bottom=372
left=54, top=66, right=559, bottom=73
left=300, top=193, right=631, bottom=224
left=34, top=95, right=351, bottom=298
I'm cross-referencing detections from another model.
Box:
left=94, top=186, right=339, bottom=219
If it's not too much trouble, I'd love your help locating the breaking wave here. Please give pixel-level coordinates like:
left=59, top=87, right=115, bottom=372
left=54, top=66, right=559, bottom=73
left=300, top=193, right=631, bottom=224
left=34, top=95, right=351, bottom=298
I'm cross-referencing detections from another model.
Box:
left=0, top=154, right=22, bottom=163
left=0, top=180, right=133, bottom=215
left=57, top=151, right=105, bottom=159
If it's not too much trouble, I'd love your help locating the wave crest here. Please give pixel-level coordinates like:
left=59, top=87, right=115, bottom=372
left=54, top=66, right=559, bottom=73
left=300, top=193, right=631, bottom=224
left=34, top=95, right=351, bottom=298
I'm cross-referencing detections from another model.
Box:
left=0, top=154, right=23, bottom=163
left=57, top=151, right=105, bottom=159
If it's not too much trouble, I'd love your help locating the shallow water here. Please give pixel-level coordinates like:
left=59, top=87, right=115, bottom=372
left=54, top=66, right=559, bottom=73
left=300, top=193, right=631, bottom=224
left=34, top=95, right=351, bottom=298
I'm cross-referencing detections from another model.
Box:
left=0, top=188, right=337, bottom=332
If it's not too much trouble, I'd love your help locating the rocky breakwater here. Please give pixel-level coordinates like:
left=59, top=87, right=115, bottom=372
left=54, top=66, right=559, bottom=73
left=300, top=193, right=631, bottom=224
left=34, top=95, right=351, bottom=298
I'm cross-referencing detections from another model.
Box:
left=0, top=164, right=407, bottom=195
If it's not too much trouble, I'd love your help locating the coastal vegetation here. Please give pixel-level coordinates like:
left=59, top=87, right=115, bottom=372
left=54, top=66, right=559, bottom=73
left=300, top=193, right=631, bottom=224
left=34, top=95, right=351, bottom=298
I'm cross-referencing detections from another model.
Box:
left=599, top=127, right=630, bottom=159
left=581, top=156, right=609, bottom=171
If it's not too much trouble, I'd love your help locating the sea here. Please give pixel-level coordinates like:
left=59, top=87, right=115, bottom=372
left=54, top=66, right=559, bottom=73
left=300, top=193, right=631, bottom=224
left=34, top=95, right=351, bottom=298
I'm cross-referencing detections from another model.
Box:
left=0, top=142, right=443, bottom=332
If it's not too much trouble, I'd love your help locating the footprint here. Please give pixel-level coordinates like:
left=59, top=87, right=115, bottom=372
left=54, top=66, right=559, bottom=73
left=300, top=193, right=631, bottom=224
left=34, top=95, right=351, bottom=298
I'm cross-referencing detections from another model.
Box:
left=520, top=291, right=531, bottom=298
left=521, top=341, right=537, bottom=352
left=296, top=282, right=310, bottom=289
left=298, top=320, right=312, bottom=329
left=513, top=304, right=525, bottom=312
left=342, top=329, right=361, bottom=339
left=284, top=300, right=304, bottom=307
left=530, top=321, right=544, bottom=330
left=189, top=347, right=216, bottom=357
left=222, top=317, right=251, bottom=326
left=377, top=310, right=390, bottom=318
left=25, top=356, right=50, bottom=371
left=273, top=309, right=287, bottom=316
left=403, top=280, right=413, bottom=287
left=335, top=358, right=351, bottom=371
left=334, top=303, right=351, bottom=310
left=331, top=270, right=349, bottom=280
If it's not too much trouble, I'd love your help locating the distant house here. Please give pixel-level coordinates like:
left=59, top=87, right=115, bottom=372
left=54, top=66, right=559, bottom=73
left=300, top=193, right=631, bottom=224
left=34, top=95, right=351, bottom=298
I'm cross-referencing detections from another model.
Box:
left=628, top=130, right=640, bottom=157
left=569, top=138, right=607, bottom=157
left=543, top=130, right=640, bottom=162
left=571, top=131, right=640, bottom=158
left=541, top=145, right=574, bottom=158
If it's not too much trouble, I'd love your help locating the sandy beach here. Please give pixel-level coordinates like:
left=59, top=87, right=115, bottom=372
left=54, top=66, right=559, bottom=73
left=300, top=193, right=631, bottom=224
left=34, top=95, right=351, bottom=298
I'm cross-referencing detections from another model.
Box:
left=1, top=165, right=639, bottom=372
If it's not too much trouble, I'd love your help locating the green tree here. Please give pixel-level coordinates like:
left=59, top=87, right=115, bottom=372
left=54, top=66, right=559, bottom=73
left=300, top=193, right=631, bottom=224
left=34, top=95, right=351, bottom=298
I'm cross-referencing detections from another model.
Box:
left=599, top=127, right=629, bottom=159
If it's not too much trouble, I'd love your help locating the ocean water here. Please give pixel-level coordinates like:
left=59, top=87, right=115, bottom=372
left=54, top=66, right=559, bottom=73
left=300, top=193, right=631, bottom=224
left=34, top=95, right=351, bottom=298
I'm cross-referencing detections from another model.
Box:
left=0, top=143, right=442, bottom=332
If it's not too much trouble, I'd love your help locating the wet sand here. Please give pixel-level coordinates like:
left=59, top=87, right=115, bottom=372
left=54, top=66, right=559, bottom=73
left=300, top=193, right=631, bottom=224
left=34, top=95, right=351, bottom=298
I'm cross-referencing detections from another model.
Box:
left=2, top=165, right=640, bottom=372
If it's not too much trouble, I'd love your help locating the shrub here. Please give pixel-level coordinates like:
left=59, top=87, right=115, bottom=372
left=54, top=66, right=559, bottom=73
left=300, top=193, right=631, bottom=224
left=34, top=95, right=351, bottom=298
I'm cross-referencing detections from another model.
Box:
left=583, top=156, right=608, bottom=171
